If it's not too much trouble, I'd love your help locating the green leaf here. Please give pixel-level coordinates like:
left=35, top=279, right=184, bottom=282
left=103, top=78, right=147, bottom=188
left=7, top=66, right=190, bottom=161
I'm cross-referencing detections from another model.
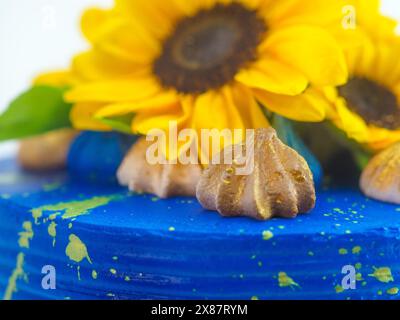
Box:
left=97, top=113, right=135, bottom=135
left=324, top=122, right=373, bottom=170
left=0, top=85, right=72, bottom=141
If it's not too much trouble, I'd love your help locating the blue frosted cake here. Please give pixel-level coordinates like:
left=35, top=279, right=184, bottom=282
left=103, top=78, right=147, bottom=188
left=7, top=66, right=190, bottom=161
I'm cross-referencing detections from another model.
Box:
left=1, top=0, right=400, bottom=302
left=1, top=133, right=400, bottom=300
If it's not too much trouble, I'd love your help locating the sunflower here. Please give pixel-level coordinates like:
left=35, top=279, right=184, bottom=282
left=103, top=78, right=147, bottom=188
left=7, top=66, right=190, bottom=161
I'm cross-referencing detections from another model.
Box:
left=345, top=0, right=397, bottom=40
left=40, top=0, right=348, bottom=160
left=315, top=1, right=400, bottom=152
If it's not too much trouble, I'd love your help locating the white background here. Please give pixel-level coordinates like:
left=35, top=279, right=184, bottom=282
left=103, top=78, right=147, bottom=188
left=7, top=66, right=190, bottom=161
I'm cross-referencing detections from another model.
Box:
left=0, top=0, right=399, bottom=158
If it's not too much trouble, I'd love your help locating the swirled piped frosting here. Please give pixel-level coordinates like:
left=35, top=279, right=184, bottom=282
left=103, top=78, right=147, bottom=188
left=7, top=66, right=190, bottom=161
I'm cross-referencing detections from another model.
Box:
left=118, top=138, right=202, bottom=198
left=361, top=142, right=400, bottom=204
left=196, top=128, right=316, bottom=220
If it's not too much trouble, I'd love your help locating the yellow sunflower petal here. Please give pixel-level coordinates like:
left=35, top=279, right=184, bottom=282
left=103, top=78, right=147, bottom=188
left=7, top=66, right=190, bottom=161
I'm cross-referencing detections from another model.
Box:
left=95, top=91, right=179, bottom=119
left=262, top=0, right=344, bottom=27
left=240, top=0, right=265, bottom=10
left=366, top=127, right=400, bottom=151
left=193, top=88, right=246, bottom=131
left=93, top=18, right=161, bottom=63
left=173, top=0, right=217, bottom=16
left=64, top=77, right=163, bottom=103
left=33, top=70, right=77, bottom=87
left=354, top=0, right=398, bottom=39
left=261, top=25, right=348, bottom=86
left=223, top=88, right=248, bottom=132
left=132, top=97, right=195, bottom=162
left=332, top=27, right=375, bottom=76
left=333, top=97, right=370, bottom=142
left=115, top=0, right=183, bottom=40
left=72, top=50, right=140, bottom=81
left=70, top=103, right=111, bottom=131
left=193, top=88, right=250, bottom=162
left=319, top=87, right=369, bottom=143
left=236, top=56, right=308, bottom=95
left=81, top=6, right=162, bottom=64
left=81, top=8, right=110, bottom=42
left=254, top=88, right=327, bottom=122
left=394, top=82, right=400, bottom=97
left=230, top=83, right=270, bottom=129
left=193, top=92, right=228, bottom=131
left=373, top=40, right=400, bottom=86
left=133, top=112, right=182, bottom=134
left=132, top=99, right=192, bottom=134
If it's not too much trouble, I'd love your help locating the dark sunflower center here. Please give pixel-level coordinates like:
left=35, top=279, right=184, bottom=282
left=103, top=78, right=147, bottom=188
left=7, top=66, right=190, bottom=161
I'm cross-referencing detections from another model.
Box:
left=338, top=77, right=400, bottom=130
left=153, top=3, right=267, bottom=94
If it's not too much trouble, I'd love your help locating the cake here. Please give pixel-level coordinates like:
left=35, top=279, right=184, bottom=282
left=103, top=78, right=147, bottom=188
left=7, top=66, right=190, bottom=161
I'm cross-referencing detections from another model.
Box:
left=1, top=133, right=399, bottom=300
left=1, top=0, right=400, bottom=301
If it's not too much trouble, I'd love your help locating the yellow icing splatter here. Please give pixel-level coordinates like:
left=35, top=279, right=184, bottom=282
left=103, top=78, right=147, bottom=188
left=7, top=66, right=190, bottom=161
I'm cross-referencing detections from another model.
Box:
left=333, top=208, right=345, bottom=214
left=65, top=234, right=92, bottom=264
left=338, top=248, right=348, bottom=255
left=4, top=218, right=36, bottom=300
left=31, top=209, right=43, bottom=225
left=77, top=266, right=81, bottom=281
left=42, top=182, right=61, bottom=192
left=31, top=195, right=119, bottom=221
left=278, top=272, right=299, bottom=288
left=3, top=253, right=26, bottom=300
left=352, top=246, right=362, bottom=254
left=251, top=296, right=259, bottom=300
left=18, top=221, right=33, bottom=249
left=369, top=267, right=394, bottom=283
left=335, top=285, right=344, bottom=293
left=355, top=263, right=362, bottom=269
left=262, top=230, right=274, bottom=241
left=168, top=226, right=175, bottom=232
left=124, top=276, right=131, bottom=282
left=387, top=287, right=399, bottom=295
left=110, top=268, right=117, bottom=275
left=92, top=270, right=98, bottom=280
left=48, top=221, right=57, bottom=247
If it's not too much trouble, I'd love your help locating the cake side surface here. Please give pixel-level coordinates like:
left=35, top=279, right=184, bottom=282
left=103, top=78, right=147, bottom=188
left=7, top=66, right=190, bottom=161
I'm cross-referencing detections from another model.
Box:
left=1, top=159, right=400, bottom=300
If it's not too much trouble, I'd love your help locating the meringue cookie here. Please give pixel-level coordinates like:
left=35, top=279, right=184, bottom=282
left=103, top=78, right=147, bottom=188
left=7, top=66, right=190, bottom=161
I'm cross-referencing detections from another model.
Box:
left=196, top=128, right=316, bottom=220
left=117, top=138, right=202, bottom=198
left=360, top=143, right=400, bottom=204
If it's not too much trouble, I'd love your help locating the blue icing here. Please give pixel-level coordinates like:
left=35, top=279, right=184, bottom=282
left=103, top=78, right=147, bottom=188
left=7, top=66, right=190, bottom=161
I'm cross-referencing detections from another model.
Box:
left=67, top=131, right=137, bottom=184
left=1, top=159, right=400, bottom=300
